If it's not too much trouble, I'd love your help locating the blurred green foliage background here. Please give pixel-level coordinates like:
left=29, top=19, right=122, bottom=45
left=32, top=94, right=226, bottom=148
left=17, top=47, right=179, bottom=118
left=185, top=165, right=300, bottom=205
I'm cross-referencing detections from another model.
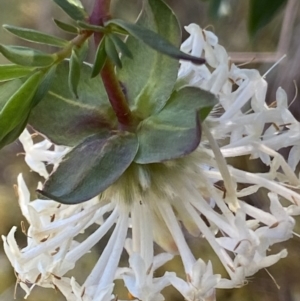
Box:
left=0, top=0, right=300, bottom=300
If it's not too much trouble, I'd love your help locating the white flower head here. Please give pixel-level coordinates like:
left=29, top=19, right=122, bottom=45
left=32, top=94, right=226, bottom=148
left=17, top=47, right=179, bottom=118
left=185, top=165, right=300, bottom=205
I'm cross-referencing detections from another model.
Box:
left=4, top=24, right=300, bottom=301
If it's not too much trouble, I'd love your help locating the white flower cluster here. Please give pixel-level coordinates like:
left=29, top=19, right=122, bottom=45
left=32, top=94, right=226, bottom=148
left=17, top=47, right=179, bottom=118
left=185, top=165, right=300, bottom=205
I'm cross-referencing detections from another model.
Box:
left=3, top=24, right=300, bottom=301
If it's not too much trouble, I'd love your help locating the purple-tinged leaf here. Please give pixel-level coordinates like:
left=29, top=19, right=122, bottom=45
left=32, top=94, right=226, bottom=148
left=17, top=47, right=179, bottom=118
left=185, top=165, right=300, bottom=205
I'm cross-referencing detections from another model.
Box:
left=38, top=131, right=138, bottom=204
left=29, top=60, right=116, bottom=146
left=135, top=87, right=218, bottom=163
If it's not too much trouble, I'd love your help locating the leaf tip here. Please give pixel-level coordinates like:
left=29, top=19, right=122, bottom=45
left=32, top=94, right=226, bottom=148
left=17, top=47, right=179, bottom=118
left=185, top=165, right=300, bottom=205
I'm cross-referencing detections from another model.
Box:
left=190, top=57, right=206, bottom=65
left=36, top=189, right=51, bottom=200
left=36, top=188, right=66, bottom=204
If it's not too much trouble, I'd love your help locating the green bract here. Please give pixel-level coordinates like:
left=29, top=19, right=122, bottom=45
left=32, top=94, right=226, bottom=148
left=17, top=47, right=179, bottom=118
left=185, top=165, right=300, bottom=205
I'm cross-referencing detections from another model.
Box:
left=135, top=87, right=218, bottom=164
left=38, top=132, right=139, bottom=204
left=29, top=61, right=116, bottom=146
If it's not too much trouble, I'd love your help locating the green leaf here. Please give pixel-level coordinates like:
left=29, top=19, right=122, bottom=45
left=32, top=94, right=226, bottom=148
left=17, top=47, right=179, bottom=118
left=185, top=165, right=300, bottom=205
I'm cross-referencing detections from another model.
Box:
left=76, top=21, right=106, bottom=32
left=52, top=0, right=87, bottom=21
left=69, top=48, right=81, bottom=97
left=68, top=43, right=88, bottom=96
left=91, top=38, right=107, bottom=78
left=0, top=71, right=43, bottom=141
left=0, top=115, right=29, bottom=150
left=3, top=24, right=68, bottom=47
left=0, top=67, right=56, bottom=150
left=53, top=19, right=79, bottom=34
left=76, top=41, right=89, bottom=62
left=0, top=64, right=35, bottom=82
left=248, top=0, right=287, bottom=36
left=108, top=34, right=133, bottom=59
left=135, top=87, right=218, bottom=164
left=0, top=45, right=55, bottom=67
left=31, top=65, right=57, bottom=107
left=106, top=19, right=205, bottom=65
left=38, top=131, right=138, bottom=204
left=105, top=36, right=122, bottom=69
left=29, top=60, right=116, bottom=146
left=0, top=79, right=23, bottom=111
left=116, top=0, right=181, bottom=119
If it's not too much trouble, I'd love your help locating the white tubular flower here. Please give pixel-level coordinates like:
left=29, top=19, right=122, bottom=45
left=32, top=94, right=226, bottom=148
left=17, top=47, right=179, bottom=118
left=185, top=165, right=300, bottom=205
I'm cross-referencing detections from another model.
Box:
left=4, top=23, right=300, bottom=301
left=53, top=277, right=115, bottom=301
left=3, top=174, right=118, bottom=300
left=19, top=128, right=70, bottom=179
left=115, top=201, right=174, bottom=301
left=167, top=259, right=220, bottom=301
left=117, top=250, right=173, bottom=301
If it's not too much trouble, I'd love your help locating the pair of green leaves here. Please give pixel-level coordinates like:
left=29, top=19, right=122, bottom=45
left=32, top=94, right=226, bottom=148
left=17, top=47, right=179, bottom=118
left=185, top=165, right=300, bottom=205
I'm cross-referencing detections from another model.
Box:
left=91, top=33, right=133, bottom=78
left=35, top=0, right=217, bottom=205
left=36, top=83, right=217, bottom=204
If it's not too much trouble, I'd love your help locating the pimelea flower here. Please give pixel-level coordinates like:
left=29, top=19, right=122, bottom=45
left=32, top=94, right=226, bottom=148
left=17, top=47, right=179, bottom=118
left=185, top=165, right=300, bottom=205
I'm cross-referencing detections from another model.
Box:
left=3, top=24, right=300, bottom=301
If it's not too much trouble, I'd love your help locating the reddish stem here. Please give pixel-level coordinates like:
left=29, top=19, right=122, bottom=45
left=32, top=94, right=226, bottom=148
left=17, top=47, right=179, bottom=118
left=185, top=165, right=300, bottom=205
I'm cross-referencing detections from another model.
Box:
left=100, top=60, right=133, bottom=126
left=89, top=0, right=134, bottom=129
left=89, top=0, right=111, bottom=44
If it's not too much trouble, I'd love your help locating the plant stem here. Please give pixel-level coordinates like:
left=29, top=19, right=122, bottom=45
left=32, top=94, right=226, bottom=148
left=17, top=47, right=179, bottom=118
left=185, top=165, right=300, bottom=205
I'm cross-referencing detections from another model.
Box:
left=90, top=0, right=134, bottom=129
left=101, top=59, right=133, bottom=127
left=55, top=31, right=92, bottom=63
left=90, top=0, right=111, bottom=30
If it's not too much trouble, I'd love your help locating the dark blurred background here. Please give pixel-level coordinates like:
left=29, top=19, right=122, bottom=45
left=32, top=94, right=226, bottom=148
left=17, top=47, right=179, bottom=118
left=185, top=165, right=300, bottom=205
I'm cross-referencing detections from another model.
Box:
left=0, top=0, right=300, bottom=300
